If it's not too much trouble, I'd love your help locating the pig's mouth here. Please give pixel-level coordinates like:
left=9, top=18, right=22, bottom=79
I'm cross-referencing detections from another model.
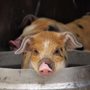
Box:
left=38, top=62, right=54, bottom=76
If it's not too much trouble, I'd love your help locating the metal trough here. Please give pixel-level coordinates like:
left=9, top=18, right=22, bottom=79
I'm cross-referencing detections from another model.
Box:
left=0, top=51, right=90, bottom=90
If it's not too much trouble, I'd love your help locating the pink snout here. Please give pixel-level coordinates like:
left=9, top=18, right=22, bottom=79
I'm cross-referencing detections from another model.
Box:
left=39, top=62, right=53, bottom=76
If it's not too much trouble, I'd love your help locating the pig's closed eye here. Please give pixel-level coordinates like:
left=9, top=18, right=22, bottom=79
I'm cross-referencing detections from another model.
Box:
left=33, top=49, right=39, bottom=55
left=53, top=48, right=63, bottom=56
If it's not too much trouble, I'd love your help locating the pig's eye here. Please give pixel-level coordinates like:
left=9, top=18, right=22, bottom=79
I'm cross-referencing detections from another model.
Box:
left=33, top=49, right=39, bottom=55
left=53, top=48, right=63, bottom=56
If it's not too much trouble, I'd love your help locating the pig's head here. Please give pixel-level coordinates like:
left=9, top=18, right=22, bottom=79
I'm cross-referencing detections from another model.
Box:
left=15, top=31, right=82, bottom=76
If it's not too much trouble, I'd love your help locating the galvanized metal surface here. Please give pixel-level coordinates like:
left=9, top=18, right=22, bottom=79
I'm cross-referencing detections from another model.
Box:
left=0, top=51, right=90, bottom=90
left=0, top=51, right=22, bottom=68
left=0, top=51, right=90, bottom=67
left=0, top=65, right=89, bottom=89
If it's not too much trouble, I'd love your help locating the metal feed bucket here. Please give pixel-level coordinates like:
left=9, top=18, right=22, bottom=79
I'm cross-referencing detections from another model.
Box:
left=0, top=51, right=90, bottom=90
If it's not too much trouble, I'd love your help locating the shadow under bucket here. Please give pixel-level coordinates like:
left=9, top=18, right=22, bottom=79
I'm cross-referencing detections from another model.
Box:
left=0, top=51, right=90, bottom=90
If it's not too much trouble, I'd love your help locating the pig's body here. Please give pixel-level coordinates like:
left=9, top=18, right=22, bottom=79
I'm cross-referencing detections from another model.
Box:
left=10, top=15, right=90, bottom=76
left=10, top=15, right=90, bottom=51
left=66, top=15, right=90, bottom=50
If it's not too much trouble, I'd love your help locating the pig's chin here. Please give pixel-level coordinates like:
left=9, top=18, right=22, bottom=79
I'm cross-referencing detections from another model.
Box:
left=38, top=62, right=54, bottom=76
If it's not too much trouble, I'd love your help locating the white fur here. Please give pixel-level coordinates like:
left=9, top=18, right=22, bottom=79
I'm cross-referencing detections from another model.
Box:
left=22, top=24, right=37, bottom=36
left=44, top=40, right=50, bottom=49
left=59, top=61, right=65, bottom=69
left=15, top=37, right=30, bottom=54
left=56, top=60, right=65, bottom=71
left=39, top=40, right=50, bottom=58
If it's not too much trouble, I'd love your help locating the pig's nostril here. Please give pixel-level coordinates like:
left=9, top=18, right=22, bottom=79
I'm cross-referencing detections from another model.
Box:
left=48, top=70, right=51, bottom=73
left=40, top=70, right=52, bottom=73
left=40, top=70, right=43, bottom=72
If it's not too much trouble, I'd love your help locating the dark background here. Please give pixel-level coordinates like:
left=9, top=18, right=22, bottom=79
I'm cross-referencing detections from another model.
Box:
left=0, top=0, right=90, bottom=51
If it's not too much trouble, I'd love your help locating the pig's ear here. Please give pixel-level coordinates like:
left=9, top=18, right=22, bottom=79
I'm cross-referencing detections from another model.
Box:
left=9, top=38, right=22, bottom=50
left=20, top=14, right=37, bottom=30
left=15, top=36, right=32, bottom=54
left=61, top=32, right=83, bottom=50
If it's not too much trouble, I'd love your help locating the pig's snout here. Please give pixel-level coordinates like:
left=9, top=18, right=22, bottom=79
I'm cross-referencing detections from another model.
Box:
left=39, top=58, right=54, bottom=76
left=39, top=62, right=53, bottom=76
